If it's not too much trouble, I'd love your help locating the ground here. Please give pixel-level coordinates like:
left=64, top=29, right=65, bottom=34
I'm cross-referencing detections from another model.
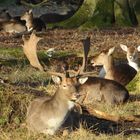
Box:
left=0, top=28, right=140, bottom=140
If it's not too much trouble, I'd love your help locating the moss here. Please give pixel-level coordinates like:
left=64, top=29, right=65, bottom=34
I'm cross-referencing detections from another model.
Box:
left=133, top=0, right=140, bottom=26
left=114, top=0, right=132, bottom=26
left=53, top=0, right=96, bottom=28
left=127, top=72, right=140, bottom=93
left=79, top=0, right=115, bottom=29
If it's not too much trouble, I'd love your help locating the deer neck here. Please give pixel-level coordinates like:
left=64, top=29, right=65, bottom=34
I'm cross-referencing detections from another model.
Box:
left=25, top=16, right=33, bottom=31
left=50, top=88, right=74, bottom=111
left=103, top=58, right=114, bottom=79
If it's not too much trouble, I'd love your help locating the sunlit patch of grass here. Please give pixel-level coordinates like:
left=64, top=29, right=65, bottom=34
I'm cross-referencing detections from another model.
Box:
left=0, top=123, right=140, bottom=140
left=8, top=66, right=50, bottom=84
left=0, top=84, right=33, bottom=128
left=127, top=71, right=140, bottom=93
left=0, top=47, right=23, bottom=59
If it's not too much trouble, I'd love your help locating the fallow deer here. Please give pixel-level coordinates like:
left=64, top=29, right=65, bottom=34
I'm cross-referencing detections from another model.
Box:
left=91, top=47, right=137, bottom=86
left=21, top=9, right=46, bottom=32
left=0, top=9, right=26, bottom=33
left=21, top=32, right=129, bottom=106
left=22, top=32, right=86, bottom=135
left=0, top=21, right=26, bottom=33
left=26, top=71, right=81, bottom=135
left=120, top=44, right=140, bottom=72
left=68, top=38, right=129, bottom=105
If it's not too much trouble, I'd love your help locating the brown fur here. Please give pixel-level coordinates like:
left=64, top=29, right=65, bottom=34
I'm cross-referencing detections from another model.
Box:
left=91, top=47, right=137, bottom=85
left=77, top=76, right=129, bottom=105
left=26, top=75, right=79, bottom=135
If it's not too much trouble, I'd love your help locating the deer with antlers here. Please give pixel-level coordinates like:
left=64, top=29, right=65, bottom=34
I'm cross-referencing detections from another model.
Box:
left=22, top=31, right=89, bottom=135
left=67, top=37, right=129, bottom=105
left=91, top=46, right=137, bottom=86
left=26, top=71, right=81, bottom=135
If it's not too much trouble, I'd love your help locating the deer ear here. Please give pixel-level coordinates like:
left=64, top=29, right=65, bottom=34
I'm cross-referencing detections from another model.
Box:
left=52, top=76, right=61, bottom=84
left=108, top=47, right=115, bottom=55
left=120, top=44, right=128, bottom=52
left=137, top=46, right=140, bottom=52
left=78, top=77, right=88, bottom=84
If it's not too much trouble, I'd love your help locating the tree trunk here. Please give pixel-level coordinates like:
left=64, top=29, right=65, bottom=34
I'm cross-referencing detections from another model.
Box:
left=54, top=0, right=140, bottom=29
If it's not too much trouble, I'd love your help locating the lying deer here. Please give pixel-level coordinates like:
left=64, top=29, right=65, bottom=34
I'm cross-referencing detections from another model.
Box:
left=21, top=9, right=46, bottom=32
left=120, top=44, right=140, bottom=72
left=68, top=38, right=129, bottom=105
left=22, top=32, right=87, bottom=134
left=91, top=47, right=137, bottom=86
left=26, top=71, right=81, bottom=135
left=0, top=20, right=26, bottom=33
left=0, top=9, right=26, bottom=33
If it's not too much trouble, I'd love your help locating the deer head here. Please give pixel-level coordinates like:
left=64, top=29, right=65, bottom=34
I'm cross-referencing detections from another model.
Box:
left=120, top=44, right=140, bottom=71
left=21, top=9, right=33, bottom=21
left=91, top=47, right=115, bottom=67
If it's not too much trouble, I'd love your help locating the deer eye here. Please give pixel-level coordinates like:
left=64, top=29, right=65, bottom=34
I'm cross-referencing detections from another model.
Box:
left=63, top=85, right=67, bottom=88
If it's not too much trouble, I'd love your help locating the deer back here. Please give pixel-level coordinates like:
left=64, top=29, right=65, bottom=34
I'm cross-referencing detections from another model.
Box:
left=1, top=21, right=26, bottom=33
left=77, top=76, right=129, bottom=105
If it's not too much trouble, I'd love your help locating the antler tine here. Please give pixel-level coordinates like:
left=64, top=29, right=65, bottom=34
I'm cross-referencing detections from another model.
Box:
left=79, top=36, right=91, bottom=74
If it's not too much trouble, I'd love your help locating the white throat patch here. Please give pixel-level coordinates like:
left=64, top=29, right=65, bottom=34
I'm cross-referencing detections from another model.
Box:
left=68, top=101, right=74, bottom=110
left=129, top=61, right=139, bottom=72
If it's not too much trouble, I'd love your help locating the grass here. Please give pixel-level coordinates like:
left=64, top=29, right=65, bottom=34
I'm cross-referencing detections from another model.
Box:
left=0, top=41, right=140, bottom=140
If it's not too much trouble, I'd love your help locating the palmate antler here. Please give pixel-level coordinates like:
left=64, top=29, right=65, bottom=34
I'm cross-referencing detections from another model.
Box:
left=22, top=31, right=44, bottom=71
left=21, top=31, right=69, bottom=79
left=80, top=36, right=91, bottom=74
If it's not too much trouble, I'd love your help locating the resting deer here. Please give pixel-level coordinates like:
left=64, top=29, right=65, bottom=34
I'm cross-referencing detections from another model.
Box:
left=22, top=32, right=129, bottom=107
left=21, top=9, right=46, bottom=32
left=22, top=31, right=87, bottom=135
left=120, top=44, right=140, bottom=72
left=68, top=38, right=129, bottom=105
left=26, top=71, right=80, bottom=135
left=0, top=9, right=26, bottom=33
left=91, top=47, right=137, bottom=86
